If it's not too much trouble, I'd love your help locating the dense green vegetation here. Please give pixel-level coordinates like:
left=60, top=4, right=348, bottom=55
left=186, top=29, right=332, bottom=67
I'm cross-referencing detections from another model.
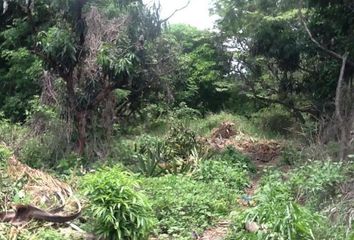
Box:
left=0, top=0, right=353, bottom=239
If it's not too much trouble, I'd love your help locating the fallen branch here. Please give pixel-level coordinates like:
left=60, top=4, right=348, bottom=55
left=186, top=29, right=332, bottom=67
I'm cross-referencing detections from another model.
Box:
left=0, top=203, right=81, bottom=225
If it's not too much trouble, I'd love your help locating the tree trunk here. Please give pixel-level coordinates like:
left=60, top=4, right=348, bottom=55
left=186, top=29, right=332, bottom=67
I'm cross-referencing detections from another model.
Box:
left=76, top=110, right=87, bottom=155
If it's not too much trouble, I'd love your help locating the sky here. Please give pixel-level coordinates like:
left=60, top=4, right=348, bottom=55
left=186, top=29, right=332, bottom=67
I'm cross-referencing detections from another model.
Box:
left=143, top=0, right=217, bottom=30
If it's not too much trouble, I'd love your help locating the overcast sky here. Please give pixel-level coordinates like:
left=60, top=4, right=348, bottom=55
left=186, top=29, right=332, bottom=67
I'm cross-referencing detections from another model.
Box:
left=143, top=0, right=217, bottom=30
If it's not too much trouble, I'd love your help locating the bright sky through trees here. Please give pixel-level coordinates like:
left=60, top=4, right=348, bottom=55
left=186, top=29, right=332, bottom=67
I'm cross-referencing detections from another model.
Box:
left=143, top=0, right=216, bottom=29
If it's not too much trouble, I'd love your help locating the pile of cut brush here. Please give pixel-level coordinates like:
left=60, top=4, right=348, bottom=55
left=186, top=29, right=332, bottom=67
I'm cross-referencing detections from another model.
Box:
left=208, top=122, right=282, bottom=163
left=0, top=148, right=91, bottom=239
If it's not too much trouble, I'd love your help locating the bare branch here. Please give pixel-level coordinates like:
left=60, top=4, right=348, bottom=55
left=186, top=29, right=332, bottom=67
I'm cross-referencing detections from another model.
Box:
left=159, top=0, right=191, bottom=24
left=298, top=0, right=354, bottom=67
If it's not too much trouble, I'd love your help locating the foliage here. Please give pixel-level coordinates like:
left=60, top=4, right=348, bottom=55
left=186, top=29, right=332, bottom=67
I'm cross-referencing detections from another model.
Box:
left=228, top=159, right=347, bottom=239
left=80, top=166, right=155, bottom=240
left=32, top=228, right=69, bottom=240
left=133, top=135, right=167, bottom=177
left=193, top=159, right=249, bottom=190
left=132, top=124, right=201, bottom=176
left=280, top=143, right=302, bottom=166
left=170, top=102, right=201, bottom=120
left=212, top=0, right=354, bottom=122
left=18, top=110, right=70, bottom=169
left=165, top=123, right=199, bottom=159
left=228, top=171, right=323, bottom=240
left=289, top=160, right=344, bottom=207
left=213, top=146, right=256, bottom=173
left=165, top=24, right=232, bottom=113
left=141, top=174, right=239, bottom=238
left=0, top=225, right=69, bottom=240
left=0, top=114, right=29, bottom=148
left=252, top=106, right=295, bottom=136
left=0, top=47, right=42, bottom=122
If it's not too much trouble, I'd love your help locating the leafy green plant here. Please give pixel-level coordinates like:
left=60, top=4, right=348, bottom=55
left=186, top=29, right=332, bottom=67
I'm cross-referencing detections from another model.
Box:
left=289, top=160, right=344, bottom=207
left=134, top=141, right=167, bottom=177
left=193, top=159, right=250, bottom=190
left=141, top=175, right=238, bottom=238
left=132, top=135, right=168, bottom=176
left=165, top=123, right=199, bottom=159
left=281, top=144, right=302, bottom=166
left=228, top=171, right=324, bottom=240
left=80, top=166, right=155, bottom=240
left=212, top=146, right=256, bottom=173
left=171, top=102, right=201, bottom=120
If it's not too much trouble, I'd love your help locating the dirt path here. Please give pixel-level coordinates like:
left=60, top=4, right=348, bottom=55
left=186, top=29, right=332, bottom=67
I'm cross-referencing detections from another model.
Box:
left=199, top=221, right=230, bottom=240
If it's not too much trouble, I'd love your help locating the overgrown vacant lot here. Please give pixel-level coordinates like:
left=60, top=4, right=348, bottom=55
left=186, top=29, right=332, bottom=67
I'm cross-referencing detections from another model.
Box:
left=0, top=113, right=353, bottom=239
left=0, top=0, right=354, bottom=239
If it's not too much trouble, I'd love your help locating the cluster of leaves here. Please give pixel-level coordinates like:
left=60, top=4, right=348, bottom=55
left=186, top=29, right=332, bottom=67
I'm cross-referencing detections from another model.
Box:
left=227, top=160, right=347, bottom=239
left=80, top=166, right=155, bottom=240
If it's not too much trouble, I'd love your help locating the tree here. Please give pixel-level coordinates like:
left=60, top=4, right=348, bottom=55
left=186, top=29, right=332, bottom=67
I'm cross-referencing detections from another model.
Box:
left=212, top=0, right=354, bottom=124
left=0, top=0, right=166, bottom=155
left=165, top=24, right=232, bottom=113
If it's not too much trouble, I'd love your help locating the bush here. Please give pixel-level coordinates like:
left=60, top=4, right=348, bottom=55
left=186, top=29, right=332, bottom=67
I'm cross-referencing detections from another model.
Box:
left=170, top=102, right=201, bottom=120
left=142, top=175, right=239, bottom=238
left=0, top=116, right=28, bottom=148
left=213, top=146, right=256, bottom=172
left=134, top=136, right=168, bottom=177
left=252, top=106, right=294, bottom=135
left=80, top=166, right=155, bottom=240
left=133, top=126, right=201, bottom=176
left=165, top=123, right=199, bottom=159
left=193, top=158, right=250, bottom=190
left=289, top=160, right=344, bottom=207
left=280, top=143, right=302, bottom=166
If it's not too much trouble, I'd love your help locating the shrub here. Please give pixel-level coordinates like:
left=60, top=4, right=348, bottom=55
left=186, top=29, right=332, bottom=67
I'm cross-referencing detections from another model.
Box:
left=0, top=116, right=28, bottom=148
left=165, top=123, right=199, bottom=159
left=80, top=166, right=155, bottom=240
left=252, top=106, right=294, bottom=135
left=170, top=102, right=201, bottom=120
left=193, top=159, right=249, bottom=190
left=288, top=160, right=344, bottom=207
left=228, top=160, right=347, bottom=240
left=142, top=175, right=239, bottom=238
left=280, top=143, right=302, bottom=166
left=213, top=146, right=256, bottom=172
left=228, top=171, right=324, bottom=240
left=132, top=135, right=170, bottom=176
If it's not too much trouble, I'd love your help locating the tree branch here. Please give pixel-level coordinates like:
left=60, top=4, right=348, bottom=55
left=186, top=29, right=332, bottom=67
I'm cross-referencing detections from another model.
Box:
left=159, top=0, right=191, bottom=24
left=335, top=52, right=348, bottom=125
left=298, top=0, right=354, bottom=67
